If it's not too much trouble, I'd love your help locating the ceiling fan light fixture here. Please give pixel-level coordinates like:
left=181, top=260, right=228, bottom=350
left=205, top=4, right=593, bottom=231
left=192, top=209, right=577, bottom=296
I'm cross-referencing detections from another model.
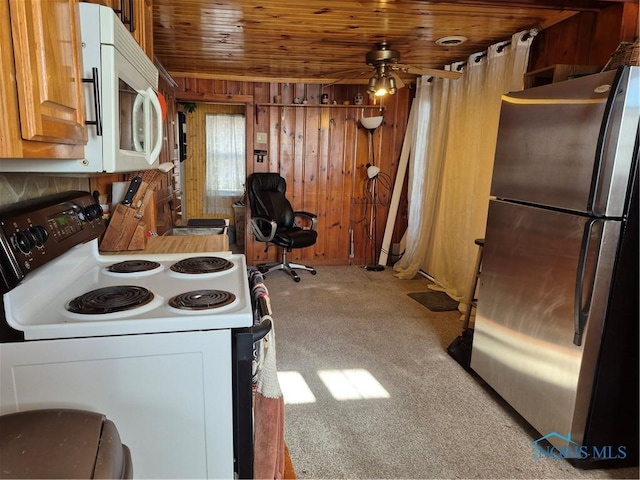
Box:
left=435, top=35, right=468, bottom=47
left=388, top=75, right=397, bottom=95
left=374, top=75, right=391, bottom=96
left=367, top=75, right=378, bottom=95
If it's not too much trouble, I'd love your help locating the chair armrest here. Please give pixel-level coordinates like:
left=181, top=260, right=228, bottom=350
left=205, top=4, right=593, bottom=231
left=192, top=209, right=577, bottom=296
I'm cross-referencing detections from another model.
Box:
left=250, top=217, right=277, bottom=242
left=294, top=211, right=318, bottom=230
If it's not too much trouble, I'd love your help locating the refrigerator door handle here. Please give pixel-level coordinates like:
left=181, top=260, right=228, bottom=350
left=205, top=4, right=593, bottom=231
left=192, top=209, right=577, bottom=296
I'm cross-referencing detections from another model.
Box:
left=589, top=69, right=622, bottom=216
left=573, top=218, right=602, bottom=346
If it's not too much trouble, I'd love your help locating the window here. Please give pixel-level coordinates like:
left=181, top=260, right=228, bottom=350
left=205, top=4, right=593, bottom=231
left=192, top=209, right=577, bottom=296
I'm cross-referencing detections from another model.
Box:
left=204, top=113, right=245, bottom=214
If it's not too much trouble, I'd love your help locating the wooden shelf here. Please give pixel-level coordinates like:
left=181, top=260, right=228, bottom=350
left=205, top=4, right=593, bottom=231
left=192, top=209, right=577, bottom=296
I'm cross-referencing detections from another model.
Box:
left=257, top=103, right=384, bottom=108
left=524, top=64, right=601, bottom=89
left=255, top=103, right=384, bottom=123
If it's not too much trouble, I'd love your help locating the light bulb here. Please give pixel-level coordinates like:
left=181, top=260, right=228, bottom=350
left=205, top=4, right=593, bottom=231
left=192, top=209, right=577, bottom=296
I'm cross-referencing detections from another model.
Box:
left=374, top=75, right=391, bottom=96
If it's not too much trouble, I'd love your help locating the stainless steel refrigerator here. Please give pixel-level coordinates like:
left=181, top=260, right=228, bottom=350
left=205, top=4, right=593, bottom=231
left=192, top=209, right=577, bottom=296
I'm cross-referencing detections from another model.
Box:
left=471, top=66, right=638, bottom=468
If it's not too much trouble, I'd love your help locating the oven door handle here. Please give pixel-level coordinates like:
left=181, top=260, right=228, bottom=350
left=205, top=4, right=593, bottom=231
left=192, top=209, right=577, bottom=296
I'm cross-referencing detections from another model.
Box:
left=252, top=318, right=272, bottom=343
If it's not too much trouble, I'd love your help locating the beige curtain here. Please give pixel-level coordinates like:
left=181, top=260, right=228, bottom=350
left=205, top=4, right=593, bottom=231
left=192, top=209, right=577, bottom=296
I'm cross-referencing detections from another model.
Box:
left=395, top=31, right=534, bottom=302
left=393, top=76, right=451, bottom=278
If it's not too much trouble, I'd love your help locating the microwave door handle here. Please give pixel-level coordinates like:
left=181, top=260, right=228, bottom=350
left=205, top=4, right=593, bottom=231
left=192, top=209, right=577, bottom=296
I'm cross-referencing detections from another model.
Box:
left=132, top=93, right=145, bottom=152
left=147, top=88, right=163, bottom=164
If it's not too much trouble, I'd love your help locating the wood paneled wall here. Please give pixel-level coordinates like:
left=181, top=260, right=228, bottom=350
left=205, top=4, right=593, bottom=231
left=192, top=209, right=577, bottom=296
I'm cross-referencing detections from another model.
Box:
left=171, top=4, right=633, bottom=267
left=173, top=78, right=412, bottom=266
left=528, top=2, right=638, bottom=70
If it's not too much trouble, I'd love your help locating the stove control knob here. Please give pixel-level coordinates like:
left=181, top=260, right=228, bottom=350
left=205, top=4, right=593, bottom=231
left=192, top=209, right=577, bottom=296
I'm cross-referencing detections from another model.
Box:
left=28, top=225, right=49, bottom=247
left=10, top=226, right=44, bottom=255
left=10, top=231, right=32, bottom=254
left=82, top=204, right=103, bottom=222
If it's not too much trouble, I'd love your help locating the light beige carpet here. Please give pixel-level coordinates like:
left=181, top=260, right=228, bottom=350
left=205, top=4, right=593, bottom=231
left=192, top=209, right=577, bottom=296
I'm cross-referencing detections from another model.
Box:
left=260, top=264, right=638, bottom=479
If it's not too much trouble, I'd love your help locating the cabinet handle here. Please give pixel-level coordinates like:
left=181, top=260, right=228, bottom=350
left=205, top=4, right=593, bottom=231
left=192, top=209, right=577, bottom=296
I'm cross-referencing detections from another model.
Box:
left=113, top=0, right=125, bottom=23
left=82, top=67, right=103, bottom=136
left=114, top=0, right=134, bottom=32
left=128, top=0, right=135, bottom=33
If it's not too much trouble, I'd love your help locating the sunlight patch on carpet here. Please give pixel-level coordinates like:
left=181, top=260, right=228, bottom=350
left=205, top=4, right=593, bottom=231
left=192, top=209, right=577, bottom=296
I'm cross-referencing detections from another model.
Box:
left=278, top=371, right=316, bottom=404
left=318, top=369, right=390, bottom=401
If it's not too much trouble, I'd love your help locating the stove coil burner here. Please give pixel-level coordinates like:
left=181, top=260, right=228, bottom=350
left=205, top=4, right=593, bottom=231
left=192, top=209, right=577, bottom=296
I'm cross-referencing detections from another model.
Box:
left=170, top=256, right=234, bottom=274
left=107, top=260, right=162, bottom=274
left=67, top=286, right=154, bottom=314
left=169, top=290, right=236, bottom=311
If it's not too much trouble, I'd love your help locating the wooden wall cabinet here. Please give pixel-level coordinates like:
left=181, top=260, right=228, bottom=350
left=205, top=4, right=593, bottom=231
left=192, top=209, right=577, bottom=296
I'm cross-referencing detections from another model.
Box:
left=0, top=0, right=86, bottom=159
left=87, top=0, right=153, bottom=59
left=133, top=0, right=154, bottom=60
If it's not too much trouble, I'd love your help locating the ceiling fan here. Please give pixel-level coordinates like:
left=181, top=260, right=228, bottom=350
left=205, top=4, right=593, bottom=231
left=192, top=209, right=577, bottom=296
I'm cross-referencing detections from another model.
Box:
left=327, top=42, right=462, bottom=96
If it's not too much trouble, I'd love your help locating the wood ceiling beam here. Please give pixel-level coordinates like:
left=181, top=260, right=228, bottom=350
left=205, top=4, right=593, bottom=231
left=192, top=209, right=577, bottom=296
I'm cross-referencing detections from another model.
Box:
left=425, top=0, right=632, bottom=12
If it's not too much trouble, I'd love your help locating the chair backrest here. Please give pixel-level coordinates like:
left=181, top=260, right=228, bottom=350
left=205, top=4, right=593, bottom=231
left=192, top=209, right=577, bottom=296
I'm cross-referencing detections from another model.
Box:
left=247, top=173, right=295, bottom=229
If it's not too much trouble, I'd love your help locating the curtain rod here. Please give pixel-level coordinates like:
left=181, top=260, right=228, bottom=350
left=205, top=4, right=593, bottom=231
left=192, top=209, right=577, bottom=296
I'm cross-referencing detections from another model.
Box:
left=454, top=28, right=538, bottom=72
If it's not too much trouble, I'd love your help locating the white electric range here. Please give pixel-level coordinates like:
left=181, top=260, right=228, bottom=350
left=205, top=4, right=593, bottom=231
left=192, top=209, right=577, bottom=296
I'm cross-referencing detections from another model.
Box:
left=0, top=191, right=254, bottom=479
left=4, top=240, right=251, bottom=340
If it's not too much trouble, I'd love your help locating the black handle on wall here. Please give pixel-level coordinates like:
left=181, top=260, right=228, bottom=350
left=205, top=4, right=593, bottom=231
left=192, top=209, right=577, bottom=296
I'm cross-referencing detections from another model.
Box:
left=82, top=67, right=103, bottom=136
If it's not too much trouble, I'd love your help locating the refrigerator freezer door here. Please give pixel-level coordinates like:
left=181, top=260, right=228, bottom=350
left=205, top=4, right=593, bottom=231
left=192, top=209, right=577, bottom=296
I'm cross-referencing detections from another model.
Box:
left=490, top=67, right=638, bottom=216
left=471, top=200, right=621, bottom=449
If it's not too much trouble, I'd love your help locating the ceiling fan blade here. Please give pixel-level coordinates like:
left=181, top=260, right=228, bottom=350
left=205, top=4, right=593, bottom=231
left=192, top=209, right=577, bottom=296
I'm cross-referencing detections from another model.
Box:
left=322, top=70, right=371, bottom=88
left=317, top=67, right=371, bottom=79
left=316, top=67, right=369, bottom=79
left=398, top=63, right=462, bottom=80
left=319, top=68, right=373, bottom=87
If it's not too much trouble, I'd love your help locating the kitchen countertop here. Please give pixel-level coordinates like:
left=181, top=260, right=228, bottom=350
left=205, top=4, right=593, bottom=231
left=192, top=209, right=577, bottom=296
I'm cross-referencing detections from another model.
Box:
left=104, top=234, right=230, bottom=254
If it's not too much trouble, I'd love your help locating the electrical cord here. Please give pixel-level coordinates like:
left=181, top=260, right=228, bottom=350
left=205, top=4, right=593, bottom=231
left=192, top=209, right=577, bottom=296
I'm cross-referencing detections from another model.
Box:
left=362, top=171, right=394, bottom=266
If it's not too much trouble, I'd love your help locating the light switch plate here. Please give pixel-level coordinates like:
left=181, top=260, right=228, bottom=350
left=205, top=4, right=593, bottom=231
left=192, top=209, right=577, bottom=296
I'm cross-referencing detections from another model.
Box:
left=256, top=132, right=268, bottom=144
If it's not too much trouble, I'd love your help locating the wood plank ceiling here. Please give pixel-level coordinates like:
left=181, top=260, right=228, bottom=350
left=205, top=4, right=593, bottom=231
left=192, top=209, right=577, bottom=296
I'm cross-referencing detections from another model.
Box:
left=153, top=0, right=630, bottom=84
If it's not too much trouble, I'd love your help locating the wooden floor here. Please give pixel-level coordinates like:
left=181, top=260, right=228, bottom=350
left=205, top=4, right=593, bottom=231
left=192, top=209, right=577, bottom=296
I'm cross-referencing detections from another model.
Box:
left=284, top=444, right=296, bottom=479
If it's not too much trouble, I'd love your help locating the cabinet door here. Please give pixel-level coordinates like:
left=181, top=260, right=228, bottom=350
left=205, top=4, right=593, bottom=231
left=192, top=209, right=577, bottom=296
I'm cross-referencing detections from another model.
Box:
left=88, top=0, right=153, bottom=59
left=133, top=0, right=154, bottom=60
left=9, top=0, right=86, bottom=145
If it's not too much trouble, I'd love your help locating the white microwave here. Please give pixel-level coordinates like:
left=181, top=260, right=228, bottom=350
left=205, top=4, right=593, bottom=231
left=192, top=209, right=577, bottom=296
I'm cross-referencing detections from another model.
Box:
left=0, top=3, right=162, bottom=174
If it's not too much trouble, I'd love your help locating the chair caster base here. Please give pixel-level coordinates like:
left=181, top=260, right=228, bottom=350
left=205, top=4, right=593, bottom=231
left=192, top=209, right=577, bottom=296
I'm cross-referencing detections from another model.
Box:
left=255, top=261, right=316, bottom=282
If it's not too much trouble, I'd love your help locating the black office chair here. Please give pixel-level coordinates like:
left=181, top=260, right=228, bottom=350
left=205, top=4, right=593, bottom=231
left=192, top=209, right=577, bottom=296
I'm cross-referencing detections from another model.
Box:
left=247, top=173, right=318, bottom=282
